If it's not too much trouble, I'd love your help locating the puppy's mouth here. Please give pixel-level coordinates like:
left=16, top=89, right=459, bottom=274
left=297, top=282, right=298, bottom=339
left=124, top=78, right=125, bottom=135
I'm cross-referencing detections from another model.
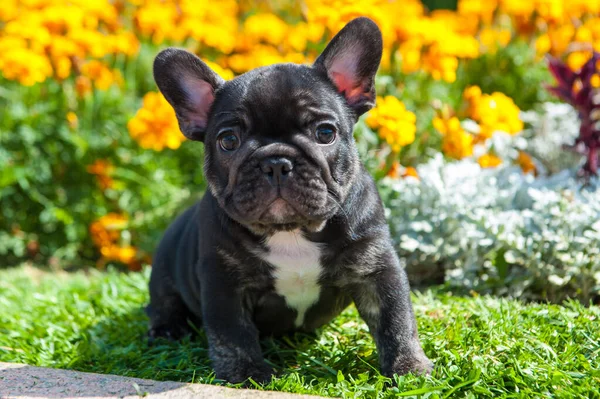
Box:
left=245, top=198, right=325, bottom=234
left=260, top=198, right=298, bottom=223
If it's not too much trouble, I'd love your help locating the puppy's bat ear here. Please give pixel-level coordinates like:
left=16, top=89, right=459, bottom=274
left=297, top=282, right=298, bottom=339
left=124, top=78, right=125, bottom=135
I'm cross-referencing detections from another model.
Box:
left=153, top=48, right=225, bottom=141
left=313, top=17, right=383, bottom=117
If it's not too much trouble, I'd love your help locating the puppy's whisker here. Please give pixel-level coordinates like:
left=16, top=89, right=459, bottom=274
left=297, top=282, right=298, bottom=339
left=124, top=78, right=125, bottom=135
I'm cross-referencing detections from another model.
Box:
left=327, top=190, right=347, bottom=220
left=327, top=190, right=357, bottom=238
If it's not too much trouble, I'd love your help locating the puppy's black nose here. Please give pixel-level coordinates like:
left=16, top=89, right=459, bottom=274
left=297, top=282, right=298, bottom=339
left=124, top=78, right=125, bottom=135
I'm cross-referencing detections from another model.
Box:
left=260, top=157, right=293, bottom=186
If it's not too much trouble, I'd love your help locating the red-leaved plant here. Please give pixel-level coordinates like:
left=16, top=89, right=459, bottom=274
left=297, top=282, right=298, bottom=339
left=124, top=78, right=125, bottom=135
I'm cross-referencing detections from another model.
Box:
left=547, top=52, right=600, bottom=177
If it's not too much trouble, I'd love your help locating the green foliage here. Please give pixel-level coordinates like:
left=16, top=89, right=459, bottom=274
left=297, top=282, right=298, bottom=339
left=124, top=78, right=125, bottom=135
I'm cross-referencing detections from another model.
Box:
left=0, top=46, right=206, bottom=267
left=458, top=40, right=554, bottom=111
left=1, top=266, right=598, bottom=398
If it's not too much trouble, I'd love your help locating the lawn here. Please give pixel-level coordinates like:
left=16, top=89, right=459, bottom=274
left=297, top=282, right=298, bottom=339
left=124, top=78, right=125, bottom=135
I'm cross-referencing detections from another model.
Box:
left=0, top=265, right=598, bottom=398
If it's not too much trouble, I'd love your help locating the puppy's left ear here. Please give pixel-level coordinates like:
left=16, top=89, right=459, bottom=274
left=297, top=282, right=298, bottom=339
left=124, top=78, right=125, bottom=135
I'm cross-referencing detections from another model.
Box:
left=153, top=48, right=225, bottom=141
left=314, top=17, right=383, bottom=116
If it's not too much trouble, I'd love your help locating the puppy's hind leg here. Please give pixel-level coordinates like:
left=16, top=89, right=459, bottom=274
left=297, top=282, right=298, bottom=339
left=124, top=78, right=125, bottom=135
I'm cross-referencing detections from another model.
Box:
left=146, top=293, right=199, bottom=342
left=146, top=261, right=201, bottom=342
left=146, top=204, right=203, bottom=342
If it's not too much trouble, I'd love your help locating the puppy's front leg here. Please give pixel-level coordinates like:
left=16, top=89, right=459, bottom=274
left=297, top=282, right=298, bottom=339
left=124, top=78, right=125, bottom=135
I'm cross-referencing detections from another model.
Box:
left=200, top=260, right=273, bottom=384
left=351, top=250, right=433, bottom=378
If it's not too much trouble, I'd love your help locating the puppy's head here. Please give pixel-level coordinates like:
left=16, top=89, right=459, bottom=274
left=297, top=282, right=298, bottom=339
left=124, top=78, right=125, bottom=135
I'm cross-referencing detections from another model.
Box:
left=154, top=17, right=382, bottom=235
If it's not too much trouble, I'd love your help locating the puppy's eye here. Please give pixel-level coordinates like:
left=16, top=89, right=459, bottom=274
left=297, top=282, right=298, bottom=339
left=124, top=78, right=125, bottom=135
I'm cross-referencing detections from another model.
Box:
left=315, top=124, right=336, bottom=145
left=217, top=129, right=241, bottom=152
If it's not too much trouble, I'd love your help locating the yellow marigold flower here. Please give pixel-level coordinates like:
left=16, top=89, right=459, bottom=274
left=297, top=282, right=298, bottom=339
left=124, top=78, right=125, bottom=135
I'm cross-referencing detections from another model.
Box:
left=591, top=74, right=600, bottom=88
left=179, top=0, right=238, bottom=53
left=111, top=32, right=140, bottom=57
left=81, top=60, right=118, bottom=90
left=100, top=245, right=137, bottom=266
left=286, top=23, right=311, bottom=53
left=479, top=28, right=511, bottom=53
left=574, top=26, right=593, bottom=43
left=225, top=45, right=305, bottom=73
left=564, top=0, right=600, bottom=16
left=535, top=0, right=565, bottom=25
left=463, top=85, right=482, bottom=102
left=128, top=91, right=185, bottom=151
left=433, top=116, right=474, bottom=159
left=0, top=48, right=53, bottom=86
left=546, top=24, right=576, bottom=56
left=204, top=60, right=234, bottom=81
left=134, top=2, right=179, bottom=44
left=0, top=0, right=19, bottom=21
left=516, top=151, right=536, bottom=175
left=71, top=28, right=113, bottom=58
left=66, top=111, right=78, bottom=130
left=499, top=0, right=535, bottom=19
left=567, top=51, right=592, bottom=72
left=48, top=36, right=82, bottom=59
left=477, top=153, right=503, bottom=168
left=458, top=0, right=497, bottom=24
left=422, top=46, right=458, bottom=82
left=399, top=39, right=422, bottom=74
left=535, top=34, right=552, bottom=55
left=53, top=56, right=72, bottom=80
left=463, top=87, right=523, bottom=138
left=244, top=13, right=289, bottom=46
left=430, top=9, right=478, bottom=36
left=366, top=96, right=417, bottom=153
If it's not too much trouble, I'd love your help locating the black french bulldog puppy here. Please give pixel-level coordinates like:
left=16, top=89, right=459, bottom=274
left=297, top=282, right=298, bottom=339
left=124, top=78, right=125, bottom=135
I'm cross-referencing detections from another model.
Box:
left=147, top=17, right=433, bottom=384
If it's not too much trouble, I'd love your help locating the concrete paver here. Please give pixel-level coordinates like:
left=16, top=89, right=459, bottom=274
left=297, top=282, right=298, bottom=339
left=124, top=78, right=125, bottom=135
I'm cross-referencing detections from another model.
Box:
left=0, top=362, right=326, bottom=399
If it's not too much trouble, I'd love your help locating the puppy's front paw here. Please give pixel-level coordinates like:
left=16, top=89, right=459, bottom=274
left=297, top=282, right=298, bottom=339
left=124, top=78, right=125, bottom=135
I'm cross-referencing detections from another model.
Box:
left=216, top=361, right=275, bottom=385
left=385, top=353, right=434, bottom=378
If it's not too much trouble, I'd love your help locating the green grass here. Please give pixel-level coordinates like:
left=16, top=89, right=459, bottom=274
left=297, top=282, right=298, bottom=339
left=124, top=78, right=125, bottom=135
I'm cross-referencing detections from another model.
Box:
left=1, top=265, right=599, bottom=398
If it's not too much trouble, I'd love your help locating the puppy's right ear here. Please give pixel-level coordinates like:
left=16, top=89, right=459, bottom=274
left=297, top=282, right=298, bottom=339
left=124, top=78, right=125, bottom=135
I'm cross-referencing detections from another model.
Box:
left=153, top=48, right=224, bottom=141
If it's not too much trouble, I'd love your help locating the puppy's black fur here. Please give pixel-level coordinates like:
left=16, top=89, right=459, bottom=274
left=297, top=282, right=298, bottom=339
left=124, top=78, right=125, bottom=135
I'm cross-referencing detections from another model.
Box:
left=147, top=17, right=433, bottom=384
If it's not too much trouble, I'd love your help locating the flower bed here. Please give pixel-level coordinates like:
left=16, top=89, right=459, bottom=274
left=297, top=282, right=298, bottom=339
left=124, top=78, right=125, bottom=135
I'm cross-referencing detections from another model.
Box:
left=1, top=0, right=599, bottom=301
left=382, top=155, right=599, bottom=302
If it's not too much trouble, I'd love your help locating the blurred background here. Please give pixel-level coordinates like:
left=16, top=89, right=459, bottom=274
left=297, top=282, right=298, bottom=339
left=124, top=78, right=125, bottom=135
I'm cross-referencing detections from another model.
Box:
left=1, top=0, right=599, bottom=302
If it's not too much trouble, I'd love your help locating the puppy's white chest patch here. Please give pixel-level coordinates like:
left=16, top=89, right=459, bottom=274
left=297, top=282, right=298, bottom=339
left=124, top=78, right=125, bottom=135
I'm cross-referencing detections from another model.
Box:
left=261, top=231, right=322, bottom=327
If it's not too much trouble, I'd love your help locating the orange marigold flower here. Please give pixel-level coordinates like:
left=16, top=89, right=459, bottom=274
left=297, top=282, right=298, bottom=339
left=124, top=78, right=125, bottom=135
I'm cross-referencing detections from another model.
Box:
left=433, top=115, right=474, bottom=159
left=75, top=75, right=92, bottom=97
left=128, top=91, right=185, bottom=151
left=87, top=159, right=115, bottom=190
left=516, top=151, right=537, bottom=175
left=90, top=212, right=139, bottom=269
left=89, top=213, right=128, bottom=248
left=386, top=161, right=401, bottom=179
left=402, top=166, right=419, bottom=179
